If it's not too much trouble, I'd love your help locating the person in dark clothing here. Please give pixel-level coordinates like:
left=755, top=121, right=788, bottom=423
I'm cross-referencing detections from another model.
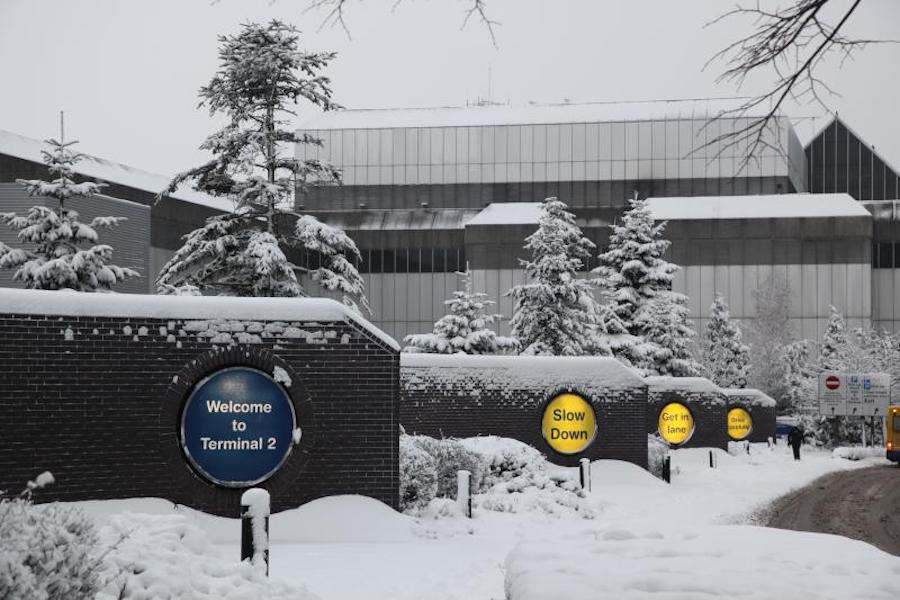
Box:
left=787, top=426, right=804, bottom=460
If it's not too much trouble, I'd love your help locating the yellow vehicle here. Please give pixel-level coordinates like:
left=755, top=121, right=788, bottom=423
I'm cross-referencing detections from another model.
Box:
left=889, top=406, right=900, bottom=463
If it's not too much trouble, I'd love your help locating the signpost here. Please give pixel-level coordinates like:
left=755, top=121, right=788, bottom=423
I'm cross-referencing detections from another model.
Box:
left=181, top=366, right=296, bottom=488
left=818, top=372, right=890, bottom=417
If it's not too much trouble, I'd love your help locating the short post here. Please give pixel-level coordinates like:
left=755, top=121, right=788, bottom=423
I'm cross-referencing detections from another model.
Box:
left=709, top=450, right=715, bottom=469
left=241, top=488, right=270, bottom=576
left=767, top=437, right=773, bottom=449
left=579, top=458, right=591, bottom=493
left=457, top=469, right=472, bottom=518
left=746, top=440, right=751, bottom=455
left=662, top=455, right=671, bottom=484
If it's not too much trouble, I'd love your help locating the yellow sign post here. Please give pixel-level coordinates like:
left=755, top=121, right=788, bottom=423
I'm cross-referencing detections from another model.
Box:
left=541, top=393, right=597, bottom=455
left=658, top=402, right=694, bottom=445
left=727, top=407, right=753, bottom=440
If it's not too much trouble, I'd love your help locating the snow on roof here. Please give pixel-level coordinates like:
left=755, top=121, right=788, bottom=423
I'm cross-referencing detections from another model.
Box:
left=644, top=376, right=724, bottom=395
left=466, top=203, right=543, bottom=226
left=721, top=388, right=777, bottom=408
left=401, top=353, right=646, bottom=392
left=646, top=193, right=870, bottom=220
left=0, top=288, right=399, bottom=351
left=0, top=128, right=233, bottom=213
left=299, top=98, right=771, bottom=131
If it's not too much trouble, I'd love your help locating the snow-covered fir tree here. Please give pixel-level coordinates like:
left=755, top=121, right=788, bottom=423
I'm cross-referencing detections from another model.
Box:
left=819, top=305, right=849, bottom=372
left=155, top=21, right=368, bottom=312
left=781, top=339, right=814, bottom=414
left=507, top=197, right=602, bottom=356
left=0, top=135, right=138, bottom=291
left=594, top=195, right=696, bottom=368
left=634, top=290, right=702, bottom=376
left=403, top=269, right=518, bottom=354
left=700, top=293, right=751, bottom=387
left=748, top=276, right=794, bottom=399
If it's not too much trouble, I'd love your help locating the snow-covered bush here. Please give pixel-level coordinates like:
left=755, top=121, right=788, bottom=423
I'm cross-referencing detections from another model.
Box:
left=0, top=473, right=102, bottom=600
left=647, top=435, right=669, bottom=479
left=408, top=435, right=487, bottom=498
left=461, top=436, right=594, bottom=519
left=399, top=435, right=438, bottom=511
left=459, top=436, right=546, bottom=488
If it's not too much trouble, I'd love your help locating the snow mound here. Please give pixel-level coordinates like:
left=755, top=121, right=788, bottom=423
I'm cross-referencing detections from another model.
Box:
left=833, top=446, right=886, bottom=461
left=97, top=512, right=317, bottom=600
left=505, top=525, right=900, bottom=600
left=590, top=460, right=666, bottom=488
left=270, top=495, right=417, bottom=543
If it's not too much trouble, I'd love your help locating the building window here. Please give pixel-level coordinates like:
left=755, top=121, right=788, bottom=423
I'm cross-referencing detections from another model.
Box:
left=355, top=247, right=466, bottom=274
left=873, top=242, right=896, bottom=269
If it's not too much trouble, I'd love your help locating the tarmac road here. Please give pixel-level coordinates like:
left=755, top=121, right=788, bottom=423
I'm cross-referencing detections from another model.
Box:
left=765, top=464, right=900, bottom=556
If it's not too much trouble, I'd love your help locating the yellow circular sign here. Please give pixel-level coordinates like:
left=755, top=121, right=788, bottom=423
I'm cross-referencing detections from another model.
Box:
left=541, top=393, right=597, bottom=455
left=728, top=407, right=753, bottom=440
left=658, top=402, right=695, bottom=445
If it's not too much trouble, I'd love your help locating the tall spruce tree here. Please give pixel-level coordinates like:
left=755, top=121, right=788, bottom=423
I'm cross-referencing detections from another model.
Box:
left=0, top=131, right=138, bottom=291
left=819, top=305, right=849, bottom=372
left=156, top=20, right=368, bottom=312
left=700, top=293, right=751, bottom=387
left=781, top=339, right=814, bottom=414
left=507, top=197, right=602, bottom=356
left=594, top=195, right=696, bottom=369
left=633, top=290, right=702, bottom=376
left=403, top=269, right=518, bottom=354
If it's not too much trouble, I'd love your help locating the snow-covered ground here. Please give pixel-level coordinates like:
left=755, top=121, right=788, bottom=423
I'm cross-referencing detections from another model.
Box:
left=72, top=442, right=895, bottom=600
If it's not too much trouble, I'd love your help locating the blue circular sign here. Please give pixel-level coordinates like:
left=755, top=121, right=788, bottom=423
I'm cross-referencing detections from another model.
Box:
left=181, top=366, right=296, bottom=488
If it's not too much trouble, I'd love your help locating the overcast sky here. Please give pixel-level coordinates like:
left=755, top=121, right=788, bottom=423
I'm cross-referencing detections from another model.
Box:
left=1, top=0, right=898, bottom=178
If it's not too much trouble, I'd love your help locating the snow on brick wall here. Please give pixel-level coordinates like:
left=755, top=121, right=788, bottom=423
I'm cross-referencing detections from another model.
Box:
left=0, top=304, right=399, bottom=516
left=399, top=354, right=648, bottom=469
left=645, top=376, right=729, bottom=451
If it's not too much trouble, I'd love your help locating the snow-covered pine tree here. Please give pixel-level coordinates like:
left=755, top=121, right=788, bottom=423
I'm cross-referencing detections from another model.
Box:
left=781, top=339, right=814, bottom=414
left=700, top=293, right=751, bottom=387
left=155, top=20, right=369, bottom=312
left=0, top=135, right=138, bottom=291
left=403, top=269, right=518, bottom=354
left=507, top=197, right=602, bottom=356
left=819, top=305, right=849, bottom=372
left=634, top=290, right=702, bottom=376
left=594, top=194, right=696, bottom=367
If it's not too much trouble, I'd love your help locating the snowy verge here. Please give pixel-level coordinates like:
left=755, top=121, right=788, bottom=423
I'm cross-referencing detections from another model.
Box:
left=833, top=446, right=887, bottom=461
left=97, top=511, right=317, bottom=600
left=504, top=524, right=899, bottom=600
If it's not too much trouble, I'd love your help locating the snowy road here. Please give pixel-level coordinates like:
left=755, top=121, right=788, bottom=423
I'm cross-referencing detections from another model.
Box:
left=766, top=465, right=900, bottom=556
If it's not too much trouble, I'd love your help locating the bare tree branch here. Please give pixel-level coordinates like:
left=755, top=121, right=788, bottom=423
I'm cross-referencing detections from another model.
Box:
left=703, top=0, right=894, bottom=172
left=303, top=0, right=499, bottom=45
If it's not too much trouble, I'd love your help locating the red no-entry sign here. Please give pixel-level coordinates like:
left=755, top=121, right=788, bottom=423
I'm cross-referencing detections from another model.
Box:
left=825, top=375, right=841, bottom=390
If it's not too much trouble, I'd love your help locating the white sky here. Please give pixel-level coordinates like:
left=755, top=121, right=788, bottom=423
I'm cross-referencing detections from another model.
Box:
left=1, top=0, right=898, bottom=178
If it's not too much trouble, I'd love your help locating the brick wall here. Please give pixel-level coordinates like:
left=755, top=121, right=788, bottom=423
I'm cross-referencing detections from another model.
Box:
left=0, top=295, right=399, bottom=517
left=646, top=378, right=728, bottom=451
left=400, top=355, right=648, bottom=469
left=723, top=389, right=778, bottom=443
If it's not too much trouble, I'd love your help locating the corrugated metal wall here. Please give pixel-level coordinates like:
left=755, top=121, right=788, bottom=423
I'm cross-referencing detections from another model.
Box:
left=0, top=183, right=150, bottom=292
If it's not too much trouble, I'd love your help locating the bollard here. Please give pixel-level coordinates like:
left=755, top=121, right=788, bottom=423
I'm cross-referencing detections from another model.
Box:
left=767, top=437, right=773, bottom=449
left=457, top=469, right=472, bottom=518
left=746, top=440, right=751, bottom=455
left=662, top=455, right=671, bottom=484
left=241, top=488, right=270, bottom=576
left=709, top=450, right=715, bottom=469
left=579, top=458, right=591, bottom=493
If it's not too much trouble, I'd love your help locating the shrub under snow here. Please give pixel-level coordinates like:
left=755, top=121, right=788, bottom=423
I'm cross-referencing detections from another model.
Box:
left=406, top=435, right=487, bottom=499
left=0, top=473, right=102, bottom=600
left=399, top=435, right=439, bottom=511
left=647, top=435, right=669, bottom=479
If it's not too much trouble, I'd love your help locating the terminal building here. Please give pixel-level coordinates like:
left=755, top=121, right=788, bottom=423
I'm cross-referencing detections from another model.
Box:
left=1, top=99, right=897, bottom=345
left=295, top=99, right=880, bottom=341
